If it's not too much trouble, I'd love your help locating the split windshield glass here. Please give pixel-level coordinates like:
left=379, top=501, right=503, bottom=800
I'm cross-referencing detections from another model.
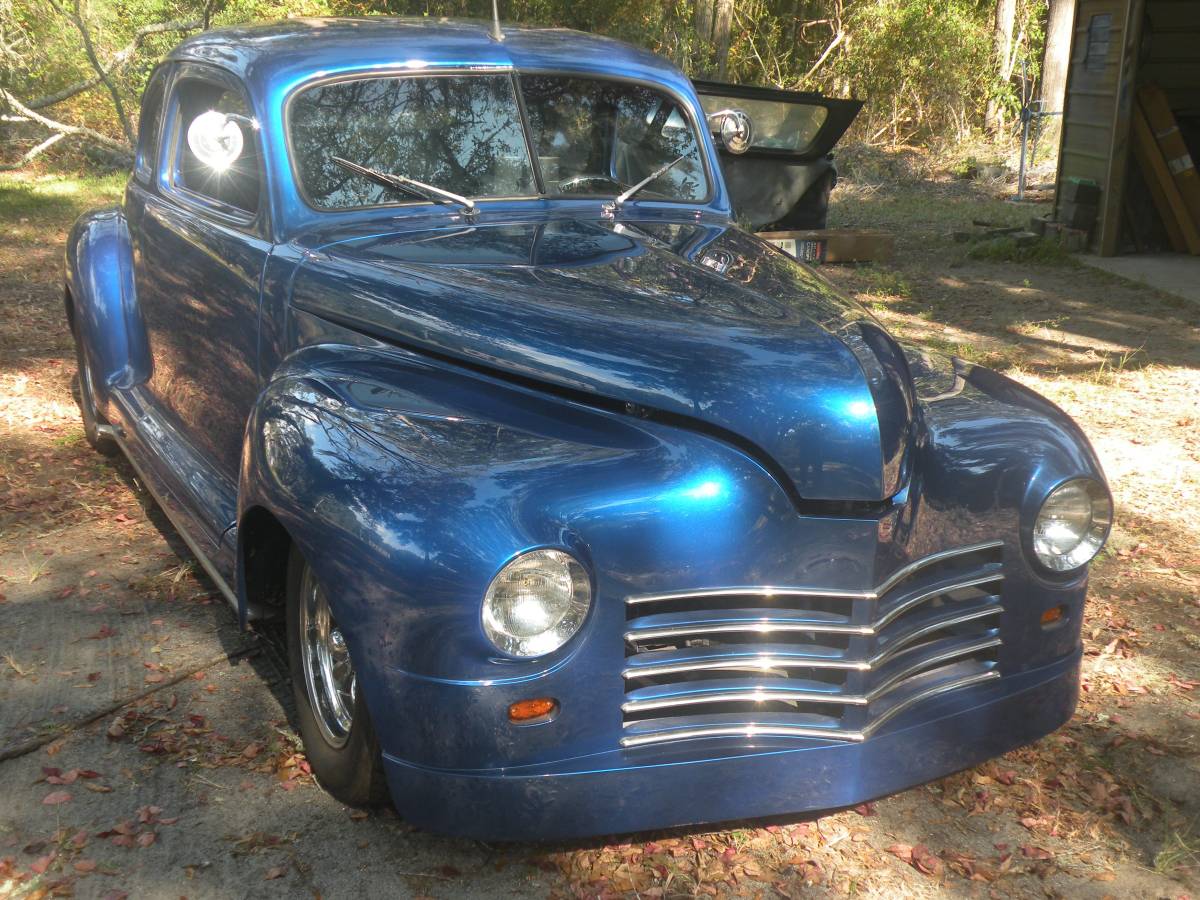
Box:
left=288, top=72, right=709, bottom=209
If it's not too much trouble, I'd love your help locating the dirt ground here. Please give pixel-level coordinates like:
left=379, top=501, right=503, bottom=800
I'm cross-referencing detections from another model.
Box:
left=1, top=170, right=1198, bottom=899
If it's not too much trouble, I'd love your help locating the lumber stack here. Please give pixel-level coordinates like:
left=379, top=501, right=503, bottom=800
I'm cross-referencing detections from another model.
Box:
left=1131, top=83, right=1200, bottom=255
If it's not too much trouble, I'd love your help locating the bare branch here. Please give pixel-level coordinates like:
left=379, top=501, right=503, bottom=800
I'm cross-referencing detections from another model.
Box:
left=67, top=0, right=133, bottom=144
left=26, top=18, right=202, bottom=111
left=802, top=29, right=845, bottom=82
left=0, top=87, right=130, bottom=155
left=0, top=131, right=65, bottom=171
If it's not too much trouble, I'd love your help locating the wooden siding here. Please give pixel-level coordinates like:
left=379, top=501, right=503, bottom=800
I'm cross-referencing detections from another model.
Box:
left=1054, top=0, right=1147, bottom=253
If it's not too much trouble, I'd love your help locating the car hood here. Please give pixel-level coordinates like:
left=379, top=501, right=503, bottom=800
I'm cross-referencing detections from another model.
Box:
left=289, top=217, right=914, bottom=502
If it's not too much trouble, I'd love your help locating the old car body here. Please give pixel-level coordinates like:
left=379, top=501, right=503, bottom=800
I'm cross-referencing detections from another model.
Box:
left=65, top=18, right=1112, bottom=840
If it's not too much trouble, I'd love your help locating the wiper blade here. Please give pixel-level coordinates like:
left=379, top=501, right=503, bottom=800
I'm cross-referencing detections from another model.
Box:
left=331, top=156, right=477, bottom=218
left=613, top=153, right=689, bottom=209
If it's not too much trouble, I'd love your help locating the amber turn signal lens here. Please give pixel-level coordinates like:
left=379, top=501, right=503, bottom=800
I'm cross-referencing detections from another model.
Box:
left=1040, top=605, right=1066, bottom=626
left=508, top=698, right=557, bottom=722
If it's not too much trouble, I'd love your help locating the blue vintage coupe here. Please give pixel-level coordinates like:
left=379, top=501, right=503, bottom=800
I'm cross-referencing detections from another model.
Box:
left=65, top=17, right=1112, bottom=839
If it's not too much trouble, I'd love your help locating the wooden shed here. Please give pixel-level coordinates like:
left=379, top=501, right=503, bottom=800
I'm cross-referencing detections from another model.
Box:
left=1054, top=0, right=1200, bottom=256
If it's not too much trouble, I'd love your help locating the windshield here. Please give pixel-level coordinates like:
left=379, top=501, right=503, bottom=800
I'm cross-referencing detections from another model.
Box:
left=288, top=72, right=709, bottom=210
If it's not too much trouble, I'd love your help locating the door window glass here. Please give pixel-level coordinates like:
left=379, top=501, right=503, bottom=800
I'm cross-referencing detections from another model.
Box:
left=172, top=78, right=260, bottom=214
left=697, top=93, right=828, bottom=154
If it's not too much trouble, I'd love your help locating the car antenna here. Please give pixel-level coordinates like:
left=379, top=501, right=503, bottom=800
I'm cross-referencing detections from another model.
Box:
left=490, top=0, right=504, bottom=41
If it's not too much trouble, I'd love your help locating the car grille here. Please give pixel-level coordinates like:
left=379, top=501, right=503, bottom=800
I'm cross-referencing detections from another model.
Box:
left=621, top=542, right=1004, bottom=748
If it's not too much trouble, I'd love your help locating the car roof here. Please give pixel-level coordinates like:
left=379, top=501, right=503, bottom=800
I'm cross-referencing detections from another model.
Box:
left=167, top=17, right=688, bottom=99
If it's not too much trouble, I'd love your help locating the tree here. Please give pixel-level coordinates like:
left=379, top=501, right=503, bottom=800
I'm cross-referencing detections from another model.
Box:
left=1040, top=0, right=1073, bottom=115
left=986, top=0, right=1018, bottom=132
left=695, top=0, right=734, bottom=80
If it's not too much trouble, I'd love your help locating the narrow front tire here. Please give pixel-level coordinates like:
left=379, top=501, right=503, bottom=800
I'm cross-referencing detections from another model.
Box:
left=286, top=546, right=388, bottom=806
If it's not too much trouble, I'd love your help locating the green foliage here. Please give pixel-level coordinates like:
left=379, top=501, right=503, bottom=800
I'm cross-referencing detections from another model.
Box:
left=828, top=0, right=993, bottom=143
left=1, top=0, right=1052, bottom=170
left=967, top=236, right=1075, bottom=265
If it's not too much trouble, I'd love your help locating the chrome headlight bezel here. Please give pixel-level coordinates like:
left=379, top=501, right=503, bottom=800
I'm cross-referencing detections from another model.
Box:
left=1030, top=477, right=1113, bottom=573
left=481, top=548, right=593, bottom=658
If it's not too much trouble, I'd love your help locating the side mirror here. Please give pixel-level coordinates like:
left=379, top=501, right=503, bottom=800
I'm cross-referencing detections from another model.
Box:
left=187, top=110, right=254, bottom=172
left=706, top=108, right=754, bottom=154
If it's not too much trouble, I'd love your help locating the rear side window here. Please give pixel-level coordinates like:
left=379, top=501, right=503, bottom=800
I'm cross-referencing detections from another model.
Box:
left=171, top=77, right=261, bottom=214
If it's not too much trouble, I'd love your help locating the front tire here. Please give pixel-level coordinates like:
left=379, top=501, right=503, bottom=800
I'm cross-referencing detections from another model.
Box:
left=72, top=336, right=119, bottom=456
left=286, top=546, right=388, bottom=806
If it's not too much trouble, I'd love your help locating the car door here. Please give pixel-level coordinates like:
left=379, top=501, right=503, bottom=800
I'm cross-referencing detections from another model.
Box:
left=127, top=62, right=271, bottom=549
left=692, top=80, right=862, bottom=230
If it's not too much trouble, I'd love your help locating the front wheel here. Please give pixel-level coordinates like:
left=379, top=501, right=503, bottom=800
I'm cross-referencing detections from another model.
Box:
left=286, top=547, right=388, bottom=806
left=73, top=338, right=119, bottom=456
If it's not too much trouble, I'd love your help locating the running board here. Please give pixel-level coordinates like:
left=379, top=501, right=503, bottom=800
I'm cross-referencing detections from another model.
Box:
left=101, top=423, right=241, bottom=615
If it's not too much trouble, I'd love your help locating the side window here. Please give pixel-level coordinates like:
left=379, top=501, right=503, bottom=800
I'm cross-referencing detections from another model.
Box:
left=134, top=70, right=167, bottom=183
left=171, top=77, right=261, bottom=214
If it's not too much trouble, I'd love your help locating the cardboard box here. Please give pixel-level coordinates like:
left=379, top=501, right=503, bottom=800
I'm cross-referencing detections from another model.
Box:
left=758, top=229, right=895, bottom=264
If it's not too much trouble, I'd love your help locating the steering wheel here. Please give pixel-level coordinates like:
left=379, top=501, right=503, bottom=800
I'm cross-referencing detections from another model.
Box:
left=556, top=174, right=628, bottom=194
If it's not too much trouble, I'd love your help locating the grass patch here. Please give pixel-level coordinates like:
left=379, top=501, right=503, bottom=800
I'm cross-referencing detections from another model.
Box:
left=858, top=265, right=913, bottom=299
left=1155, top=823, right=1200, bottom=875
left=0, top=172, right=126, bottom=226
left=967, top=236, right=1076, bottom=265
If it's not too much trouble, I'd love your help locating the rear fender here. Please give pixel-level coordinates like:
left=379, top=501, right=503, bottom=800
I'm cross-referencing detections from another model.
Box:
left=64, top=207, right=150, bottom=404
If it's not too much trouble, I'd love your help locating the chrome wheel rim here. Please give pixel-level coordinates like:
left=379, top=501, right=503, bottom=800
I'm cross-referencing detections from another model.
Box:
left=298, top=563, right=355, bottom=748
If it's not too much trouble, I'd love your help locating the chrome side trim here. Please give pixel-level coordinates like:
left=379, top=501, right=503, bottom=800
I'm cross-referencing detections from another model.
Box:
left=108, top=430, right=240, bottom=613
left=618, top=669, right=1001, bottom=747
left=624, top=541, right=1004, bottom=606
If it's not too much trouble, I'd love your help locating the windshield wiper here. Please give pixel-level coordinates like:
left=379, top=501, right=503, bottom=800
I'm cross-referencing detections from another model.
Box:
left=605, top=153, right=690, bottom=217
left=331, top=156, right=477, bottom=220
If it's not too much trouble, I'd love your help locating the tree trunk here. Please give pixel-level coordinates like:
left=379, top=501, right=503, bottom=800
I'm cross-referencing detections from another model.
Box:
left=712, top=0, right=734, bottom=80
left=1040, top=0, right=1074, bottom=114
left=696, top=0, right=714, bottom=43
left=986, top=0, right=1017, bottom=132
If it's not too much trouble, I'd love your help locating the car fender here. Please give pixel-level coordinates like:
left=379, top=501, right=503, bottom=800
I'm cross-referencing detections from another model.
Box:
left=236, top=340, right=674, bottom=656
left=64, top=206, right=150, bottom=403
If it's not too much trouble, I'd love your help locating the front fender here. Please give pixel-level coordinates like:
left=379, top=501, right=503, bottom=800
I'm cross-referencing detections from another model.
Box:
left=236, top=342, right=805, bottom=768
left=64, top=207, right=150, bottom=400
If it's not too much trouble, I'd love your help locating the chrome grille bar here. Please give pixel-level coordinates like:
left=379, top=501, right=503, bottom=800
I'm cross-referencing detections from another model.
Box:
left=620, top=666, right=1002, bottom=748
left=624, top=540, right=1003, bottom=606
left=619, top=541, right=1007, bottom=750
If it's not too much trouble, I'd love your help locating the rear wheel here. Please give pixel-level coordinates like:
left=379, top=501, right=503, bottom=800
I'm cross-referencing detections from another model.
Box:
left=72, top=336, right=119, bottom=456
left=286, top=547, right=388, bottom=806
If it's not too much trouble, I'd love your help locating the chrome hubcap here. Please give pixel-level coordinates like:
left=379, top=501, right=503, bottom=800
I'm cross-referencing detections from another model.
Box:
left=298, top=564, right=355, bottom=748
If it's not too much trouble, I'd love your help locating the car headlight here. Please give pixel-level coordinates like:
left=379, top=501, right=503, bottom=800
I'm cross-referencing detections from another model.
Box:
left=482, top=549, right=592, bottom=657
left=1032, top=478, right=1112, bottom=572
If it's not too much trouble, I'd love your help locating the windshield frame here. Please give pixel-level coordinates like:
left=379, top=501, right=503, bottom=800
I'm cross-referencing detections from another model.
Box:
left=282, top=66, right=716, bottom=214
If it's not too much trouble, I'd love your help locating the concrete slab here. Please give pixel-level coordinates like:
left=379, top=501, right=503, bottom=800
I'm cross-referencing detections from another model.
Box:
left=1080, top=252, right=1200, bottom=304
